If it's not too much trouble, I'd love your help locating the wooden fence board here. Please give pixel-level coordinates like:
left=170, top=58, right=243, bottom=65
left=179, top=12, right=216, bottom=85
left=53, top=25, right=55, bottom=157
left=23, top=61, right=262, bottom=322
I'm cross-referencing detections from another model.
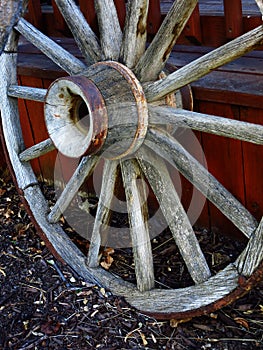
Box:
left=241, top=107, right=263, bottom=222
left=196, top=101, right=246, bottom=237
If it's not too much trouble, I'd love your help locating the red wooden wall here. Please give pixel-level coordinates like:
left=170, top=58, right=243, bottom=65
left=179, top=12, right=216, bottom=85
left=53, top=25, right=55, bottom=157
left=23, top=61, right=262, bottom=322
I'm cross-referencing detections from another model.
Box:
left=1, top=0, right=262, bottom=237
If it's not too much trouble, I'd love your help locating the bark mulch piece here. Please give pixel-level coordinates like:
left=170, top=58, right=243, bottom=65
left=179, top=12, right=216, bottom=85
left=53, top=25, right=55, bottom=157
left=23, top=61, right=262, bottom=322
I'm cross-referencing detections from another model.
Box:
left=0, top=172, right=262, bottom=350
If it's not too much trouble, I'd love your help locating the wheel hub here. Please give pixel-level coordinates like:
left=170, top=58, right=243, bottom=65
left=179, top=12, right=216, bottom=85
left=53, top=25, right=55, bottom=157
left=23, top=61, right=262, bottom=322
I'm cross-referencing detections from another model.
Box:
left=44, top=61, right=148, bottom=159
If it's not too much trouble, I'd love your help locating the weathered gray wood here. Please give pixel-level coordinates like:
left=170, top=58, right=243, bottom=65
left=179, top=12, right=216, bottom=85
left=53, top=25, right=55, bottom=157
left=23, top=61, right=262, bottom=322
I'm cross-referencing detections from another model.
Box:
left=2, top=0, right=262, bottom=319
left=0, top=31, right=37, bottom=189
left=15, top=18, right=86, bottom=75
left=119, top=0, right=149, bottom=68
left=135, top=0, right=198, bottom=81
left=44, top=76, right=107, bottom=158
left=137, top=147, right=211, bottom=284
left=145, top=25, right=263, bottom=102
left=0, top=0, right=27, bottom=53
left=149, top=105, right=263, bottom=145
left=126, top=264, right=239, bottom=314
left=55, top=0, right=102, bottom=64
left=82, top=62, right=148, bottom=160
left=23, top=185, right=135, bottom=291
left=19, top=138, right=55, bottom=162
left=236, top=217, right=263, bottom=277
left=145, top=128, right=258, bottom=238
left=48, top=156, right=99, bottom=223
left=87, top=159, right=119, bottom=267
left=23, top=186, right=240, bottom=315
left=95, top=0, right=122, bottom=60
left=255, top=0, right=263, bottom=17
left=23, top=185, right=241, bottom=314
left=8, top=85, right=46, bottom=102
left=121, top=159, right=155, bottom=292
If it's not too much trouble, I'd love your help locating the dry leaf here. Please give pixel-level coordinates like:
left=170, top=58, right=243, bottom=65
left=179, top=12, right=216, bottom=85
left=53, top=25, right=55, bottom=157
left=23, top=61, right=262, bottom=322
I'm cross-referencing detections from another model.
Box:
left=0, top=188, right=6, bottom=196
left=100, top=248, right=115, bottom=270
left=140, top=332, right=148, bottom=346
left=41, top=320, right=61, bottom=335
left=234, top=317, right=249, bottom=330
left=170, top=317, right=192, bottom=328
left=100, top=256, right=114, bottom=270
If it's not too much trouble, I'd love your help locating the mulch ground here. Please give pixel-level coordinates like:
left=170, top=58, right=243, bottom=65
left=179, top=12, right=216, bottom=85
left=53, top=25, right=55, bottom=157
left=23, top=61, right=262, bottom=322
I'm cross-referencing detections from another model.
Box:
left=0, top=170, right=262, bottom=350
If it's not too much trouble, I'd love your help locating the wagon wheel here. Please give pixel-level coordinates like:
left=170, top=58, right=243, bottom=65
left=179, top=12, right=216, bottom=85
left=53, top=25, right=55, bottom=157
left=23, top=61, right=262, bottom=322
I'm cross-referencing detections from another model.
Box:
left=1, top=0, right=263, bottom=320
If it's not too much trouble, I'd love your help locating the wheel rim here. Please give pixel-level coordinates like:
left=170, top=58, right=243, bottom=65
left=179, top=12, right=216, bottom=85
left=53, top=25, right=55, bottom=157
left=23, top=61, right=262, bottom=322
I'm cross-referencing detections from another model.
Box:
left=0, top=0, right=262, bottom=319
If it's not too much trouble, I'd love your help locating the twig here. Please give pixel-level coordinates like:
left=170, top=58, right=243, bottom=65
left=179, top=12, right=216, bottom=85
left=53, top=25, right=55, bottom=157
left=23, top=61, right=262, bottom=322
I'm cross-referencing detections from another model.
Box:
left=47, top=259, right=71, bottom=288
left=191, top=337, right=263, bottom=344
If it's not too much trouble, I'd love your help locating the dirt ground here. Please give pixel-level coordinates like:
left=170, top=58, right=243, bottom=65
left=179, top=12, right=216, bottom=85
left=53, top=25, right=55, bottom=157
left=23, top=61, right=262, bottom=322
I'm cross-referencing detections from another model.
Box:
left=0, top=170, right=262, bottom=350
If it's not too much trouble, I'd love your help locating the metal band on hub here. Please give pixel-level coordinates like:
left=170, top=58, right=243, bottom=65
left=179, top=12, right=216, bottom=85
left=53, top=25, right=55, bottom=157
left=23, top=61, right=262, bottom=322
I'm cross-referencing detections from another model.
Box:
left=45, top=76, right=108, bottom=158
left=44, top=62, right=148, bottom=160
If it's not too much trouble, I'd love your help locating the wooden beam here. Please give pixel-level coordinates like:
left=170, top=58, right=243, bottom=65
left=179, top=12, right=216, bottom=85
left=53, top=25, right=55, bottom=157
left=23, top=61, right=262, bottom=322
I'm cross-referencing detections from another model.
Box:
left=121, top=159, right=155, bottom=292
left=87, top=159, right=119, bottom=267
left=145, top=25, right=263, bottom=102
left=145, top=127, right=258, bottom=238
left=137, top=147, right=211, bottom=284
left=48, top=156, right=99, bottom=223
left=54, top=0, right=102, bottom=64
left=95, top=0, right=122, bottom=60
left=120, top=0, right=149, bottom=68
left=15, top=18, right=86, bottom=75
left=135, top=0, right=198, bottom=81
left=148, top=105, right=263, bottom=145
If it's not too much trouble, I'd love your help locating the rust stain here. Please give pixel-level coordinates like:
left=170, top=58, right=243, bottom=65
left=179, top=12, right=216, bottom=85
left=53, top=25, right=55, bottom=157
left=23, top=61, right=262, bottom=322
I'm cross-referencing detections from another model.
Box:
left=136, top=6, right=147, bottom=36
left=93, top=61, right=148, bottom=160
left=142, top=262, right=263, bottom=320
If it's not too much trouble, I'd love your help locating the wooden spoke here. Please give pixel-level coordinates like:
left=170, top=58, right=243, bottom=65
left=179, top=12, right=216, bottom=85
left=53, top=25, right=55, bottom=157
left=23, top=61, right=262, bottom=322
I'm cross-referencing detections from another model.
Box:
left=0, top=0, right=26, bottom=54
left=145, top=25, right=263, bottom=102
left=255, top=0, right=263, bottom=16
left=121, top=159, right=155, bottom=292
left=137, top=147, right=211, bottom=284
left=146, top=128, right=258, bottom=238
left=135, top=0, right=198, bottom=81
left=48, top=156, right=99, bottom=224
left=119, top=0, right=149, bottom=68
left=236, top=217, right=263, bottom=277
left=87, top=159, right=119, bottom=268
left=1, top=0, right=262, bottom=320
left=15, top=18, right=86, bottom=75
left=54, top=0, right=102, bottom=64
left=8, top=85, right=46, bottom=102
left=19, top=138, right=55, bottom=162
left=0, top=32, right=37, bottom=190
left=149, top=105, right=263, bottom=145
left=95, top=0, right=122, bottom=60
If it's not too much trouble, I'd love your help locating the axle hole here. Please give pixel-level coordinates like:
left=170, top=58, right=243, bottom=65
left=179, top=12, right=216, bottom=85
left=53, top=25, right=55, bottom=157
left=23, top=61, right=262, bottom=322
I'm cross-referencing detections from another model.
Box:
left=72, top=97, right=90, bottom=134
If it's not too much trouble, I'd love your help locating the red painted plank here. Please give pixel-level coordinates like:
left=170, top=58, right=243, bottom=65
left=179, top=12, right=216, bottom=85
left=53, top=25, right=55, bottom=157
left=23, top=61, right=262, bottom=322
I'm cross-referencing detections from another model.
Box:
left=241, top=107, right=263, bottom=222
left=17, top=76, right=42, bottom=179
left=27, top=0, right=43, bottom=30
left=223, top=0, right=243, bottom=39
left=51, top=0, right=70, bottom=36
left=19, top=76, right=56, bottom=180
left=169, top=127, right=210, bottom=230
left=79, top=0, right=98, bottom=32
left=178, top=4, right=202, bottom=46
left=148, top=0, right=162, bottom=36
left=114, top=0, right=126, bottom=30
left=196, top=101, right=246, bottom=238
